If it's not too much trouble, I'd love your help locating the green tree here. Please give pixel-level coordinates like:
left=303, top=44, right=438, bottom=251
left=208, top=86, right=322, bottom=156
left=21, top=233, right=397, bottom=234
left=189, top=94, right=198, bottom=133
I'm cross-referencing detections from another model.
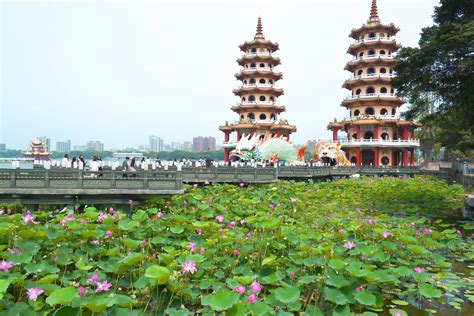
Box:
left=393, top=0, right=474, bottom=159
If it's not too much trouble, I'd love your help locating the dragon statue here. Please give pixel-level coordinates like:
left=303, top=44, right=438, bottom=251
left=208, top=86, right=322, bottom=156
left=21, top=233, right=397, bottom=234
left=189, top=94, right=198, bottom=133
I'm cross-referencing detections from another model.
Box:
left=312, top=140, right=351, bottom=166
left=230, top=134, right=307, bottom=164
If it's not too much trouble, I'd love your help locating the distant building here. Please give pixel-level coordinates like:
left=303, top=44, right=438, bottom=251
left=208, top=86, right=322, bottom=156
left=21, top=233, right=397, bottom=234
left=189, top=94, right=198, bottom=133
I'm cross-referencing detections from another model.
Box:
left=149, top=136, right=163, bottom=152
left=193, top=136, right=216, bottom=152
left=86, top=141, right=104, bottom=152
left=56, top=140, right=71, bottom=153
left=0, top=144, right=6, bottom=151
left=171, top=141, right=183, bottom=151
left=38, top=136, right=51, bottom=152
left=73, top=145, right=87, bottom=151
left=182, top=141, right=192, bottom=152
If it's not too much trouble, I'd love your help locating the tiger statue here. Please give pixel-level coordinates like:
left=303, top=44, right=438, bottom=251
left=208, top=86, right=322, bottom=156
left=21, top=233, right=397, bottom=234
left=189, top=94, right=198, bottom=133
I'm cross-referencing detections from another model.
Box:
left=312, top=140, right=351, bottom=166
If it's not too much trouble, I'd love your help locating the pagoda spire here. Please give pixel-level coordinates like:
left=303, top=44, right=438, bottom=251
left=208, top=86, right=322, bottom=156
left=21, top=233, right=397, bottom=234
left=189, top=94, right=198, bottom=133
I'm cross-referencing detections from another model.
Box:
left=255, top=17, right=264, bottom=39
left=369, top=0, right=380, bottom=22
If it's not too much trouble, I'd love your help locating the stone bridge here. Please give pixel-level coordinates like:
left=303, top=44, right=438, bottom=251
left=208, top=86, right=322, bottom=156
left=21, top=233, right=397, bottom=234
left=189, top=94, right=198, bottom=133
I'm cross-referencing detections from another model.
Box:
left=0, top=167, right=425, bottom=206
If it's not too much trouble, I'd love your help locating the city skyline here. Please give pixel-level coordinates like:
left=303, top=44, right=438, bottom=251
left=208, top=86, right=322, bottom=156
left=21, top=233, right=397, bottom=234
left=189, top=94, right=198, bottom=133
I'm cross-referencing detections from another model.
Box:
left=1, top=0, right=439, bottom=149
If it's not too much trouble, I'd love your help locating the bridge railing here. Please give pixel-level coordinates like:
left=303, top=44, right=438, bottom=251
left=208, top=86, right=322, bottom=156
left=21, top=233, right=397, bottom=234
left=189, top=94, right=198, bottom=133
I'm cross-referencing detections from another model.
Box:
left=0, top=169, right=183, bottom=191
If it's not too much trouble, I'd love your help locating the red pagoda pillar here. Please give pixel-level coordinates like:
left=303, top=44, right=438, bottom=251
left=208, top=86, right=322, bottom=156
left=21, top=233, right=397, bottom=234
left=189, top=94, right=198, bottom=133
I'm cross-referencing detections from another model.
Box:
left=332, top=128, right=338, bottom=142
left=356, top=147, right=361, bottom=166
left=411, top=129, right=415, bottom=140
left=402, top=149, right=408, bottom=167
left=410, top=148, right=415, bottom=166
left=402, top=127, right=408, bottom=140
left=356, top=126, right=361, bottom=139
left=374, top=148, right=379, bottom=167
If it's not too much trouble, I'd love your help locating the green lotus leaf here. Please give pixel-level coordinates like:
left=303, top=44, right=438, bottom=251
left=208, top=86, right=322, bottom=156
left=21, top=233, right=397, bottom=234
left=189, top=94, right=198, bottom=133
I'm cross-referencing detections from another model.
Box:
left=205, top=288, right=240, bottom=311
left=274, top=286, right=300, bottom=304
left=46, top=287, right=77, bottom=306
left=144, top=265, right=170, bottom=285
left=354, top=290, right=376, bottom=306
left=419, top=283, right=442, bottom=298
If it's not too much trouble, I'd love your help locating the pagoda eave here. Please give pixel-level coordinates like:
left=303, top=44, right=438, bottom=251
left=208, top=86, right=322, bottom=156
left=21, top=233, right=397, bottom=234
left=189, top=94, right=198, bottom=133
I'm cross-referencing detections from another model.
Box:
left=237, top=56, right=281, bottom=66
left=347, top=41, right=401, bottom=54
left=239, top=39, right=279, bottom=52
left=329, top=119, right=421, bottom=129
left=232, top=87, right=284, bottom=97
left=235, top=71, right=283, bottom=81
left=349, top=23, right=400, bottom=39
left=341, top=97, right=406, bottom=108
left=344, top=58, right=396, bottom=71
left=342, top=76, right=393, bottom=89
left=231, top=104, right=286, bottom=113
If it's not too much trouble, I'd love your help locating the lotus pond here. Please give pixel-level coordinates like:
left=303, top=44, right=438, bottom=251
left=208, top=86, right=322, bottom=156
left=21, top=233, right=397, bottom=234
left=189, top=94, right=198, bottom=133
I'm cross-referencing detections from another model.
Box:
left=0, top=176, right=473, bottom=315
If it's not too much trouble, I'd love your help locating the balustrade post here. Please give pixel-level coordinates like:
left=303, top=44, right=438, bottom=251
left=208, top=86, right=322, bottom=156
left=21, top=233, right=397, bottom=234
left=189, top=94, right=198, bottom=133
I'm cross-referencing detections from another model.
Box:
left=44, top=170, right=50, bottom=188
left=143, top=172, right=149, bottom=189
left=10, top=170, right=16, bottom=188
left=176, top=171, right=183, bottom=190
left=78, top=170, right=83, bottom=188
left=110, top=171, right=116, bottom=188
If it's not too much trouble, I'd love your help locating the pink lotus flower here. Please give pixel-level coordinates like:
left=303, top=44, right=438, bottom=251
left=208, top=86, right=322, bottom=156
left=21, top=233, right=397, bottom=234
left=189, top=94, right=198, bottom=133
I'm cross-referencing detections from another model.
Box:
left=215, top=215, right=224, bottom=223
left=26, top=288, right=43, bottom=301
left=197, top=229, right=202, bottom=235
left=245, top=233, right=252, bottom=238
left=218, top=228, right=223, bottom=235
left=230, top=221, right=237, bottom=227
left=338, top=228, right=345, bottom=234
left=108, top=207, right=114, bottom=213
left=187, top=242, right=197, bottom=252
left=246, top=293, right=257, bottom=303
left=367, top=219, right=376, bottom=225
left=232, top=249, right=240, bottom=255
left=414, top=267, right=424, bottom=273
left=289, top=271, right=295, bottom=279
left=95, top=280, right=112, bottom=292
left=200, top=247, right=205, bottom=253
left=97, top=213, right=108, bottom=222
left=91, top=240, right=99, bottom=245
left=87, top=274, right=100, bottom=283
left=325, top=217, right=331, bottom=221
left=392, top=312, right=402, bottom=316
left=140, top=239, right=147, bottom=247
left=410, top=222, right=416, bottom=227
left=193, top=184, right=198, bottom=189
left=183, top=200, right=188, bottom=205
left=78, top=286, right=86, bottom=296
left=356, top=209, right=362, bottom=215
left=269, top=204, right=274, bottom=210
left=8, top=248, right=23, bottom=256
left=381, top=231, right=392, bottom=238
left=240, top=219, right=245, bottom=225
left=355, top=287, right=362, bottom=292
left=344, top=241, right=356, bottom=250
left=250, top=280, right=263, bottom=293
left=22, top=211, right=38, bottom=225
left=157, top=211, right=164, bottom=218
left=0, top=260, right=13, bottom=272
left=240, top=182, right=245, bottom=187
left=290, top=198, right=297, bottom=203
left=423, top=228, right=432, bottom=234
left=104, top=230, right=112, bottom=239
left=234, top=285, right=246, bottom=295
left=182, top=261, right=197, bottom=274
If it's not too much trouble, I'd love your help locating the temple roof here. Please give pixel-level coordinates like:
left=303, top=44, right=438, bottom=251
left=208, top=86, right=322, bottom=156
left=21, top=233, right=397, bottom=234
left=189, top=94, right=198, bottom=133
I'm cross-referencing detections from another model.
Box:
left=239, top=18, right=279, bottom=52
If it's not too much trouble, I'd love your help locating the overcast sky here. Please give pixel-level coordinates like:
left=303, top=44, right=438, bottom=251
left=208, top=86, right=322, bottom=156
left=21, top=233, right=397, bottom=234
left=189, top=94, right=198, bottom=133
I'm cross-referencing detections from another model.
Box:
left=1, top=0, right=439, bottom=150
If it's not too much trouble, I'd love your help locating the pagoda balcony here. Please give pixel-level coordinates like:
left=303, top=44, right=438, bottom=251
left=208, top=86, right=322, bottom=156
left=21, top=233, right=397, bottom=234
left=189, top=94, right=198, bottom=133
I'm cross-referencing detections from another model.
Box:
left=342, top=114, right=400, bottom=121
left=238, top=83, right=279, bottom=88
left=243, top=67, right=275, bottom=73
left=350, top=54, right=395, bottom=62
left=242, top=51, right=271, bottom=57
left=239, top=100, right=282, bottom=106
left=338, top=138, right=420, bottom=148
left=345, top=93, right=397, bottom=100
left=237, top=53, right=281, bottom=66
left=342, top=74, right=396, bottom=89
left=351, top=36, right=395, bottom=45
left=347, top=73, right=395, bottom=80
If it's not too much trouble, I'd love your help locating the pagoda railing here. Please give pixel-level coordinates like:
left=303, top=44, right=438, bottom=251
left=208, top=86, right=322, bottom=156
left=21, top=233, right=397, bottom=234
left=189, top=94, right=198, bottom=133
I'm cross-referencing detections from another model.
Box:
left=351, top=36, right=396, bottom=45
left=242, top=51, right=272, bottom=57
left=242, top=67, right=278, bottom=73
left=342, top=115, right=400, bottom=121
left=337, top=139, right=420, bottom=147
left=347, top=74, right=395, bottom=80
left=238, top=83, right=279, bottom=89
left=345, top=93, right=398, bottom=100
left=351, top=54, right=395, bottom=62
left=239, top=101, right=283, bottom=106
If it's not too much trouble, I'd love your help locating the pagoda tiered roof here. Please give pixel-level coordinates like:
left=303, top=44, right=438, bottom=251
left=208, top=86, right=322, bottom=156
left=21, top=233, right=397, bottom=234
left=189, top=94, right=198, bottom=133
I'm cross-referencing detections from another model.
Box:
left=237, top=54, right=281, bottom=66
left=232, top=85, right=284, bottom=97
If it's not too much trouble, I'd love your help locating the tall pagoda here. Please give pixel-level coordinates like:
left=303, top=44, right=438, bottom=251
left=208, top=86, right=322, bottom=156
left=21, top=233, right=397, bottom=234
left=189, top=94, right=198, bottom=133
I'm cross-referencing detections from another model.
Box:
left=328, top=0, right=421, bottom=167
left=219, top=17, right=296, bottom=162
